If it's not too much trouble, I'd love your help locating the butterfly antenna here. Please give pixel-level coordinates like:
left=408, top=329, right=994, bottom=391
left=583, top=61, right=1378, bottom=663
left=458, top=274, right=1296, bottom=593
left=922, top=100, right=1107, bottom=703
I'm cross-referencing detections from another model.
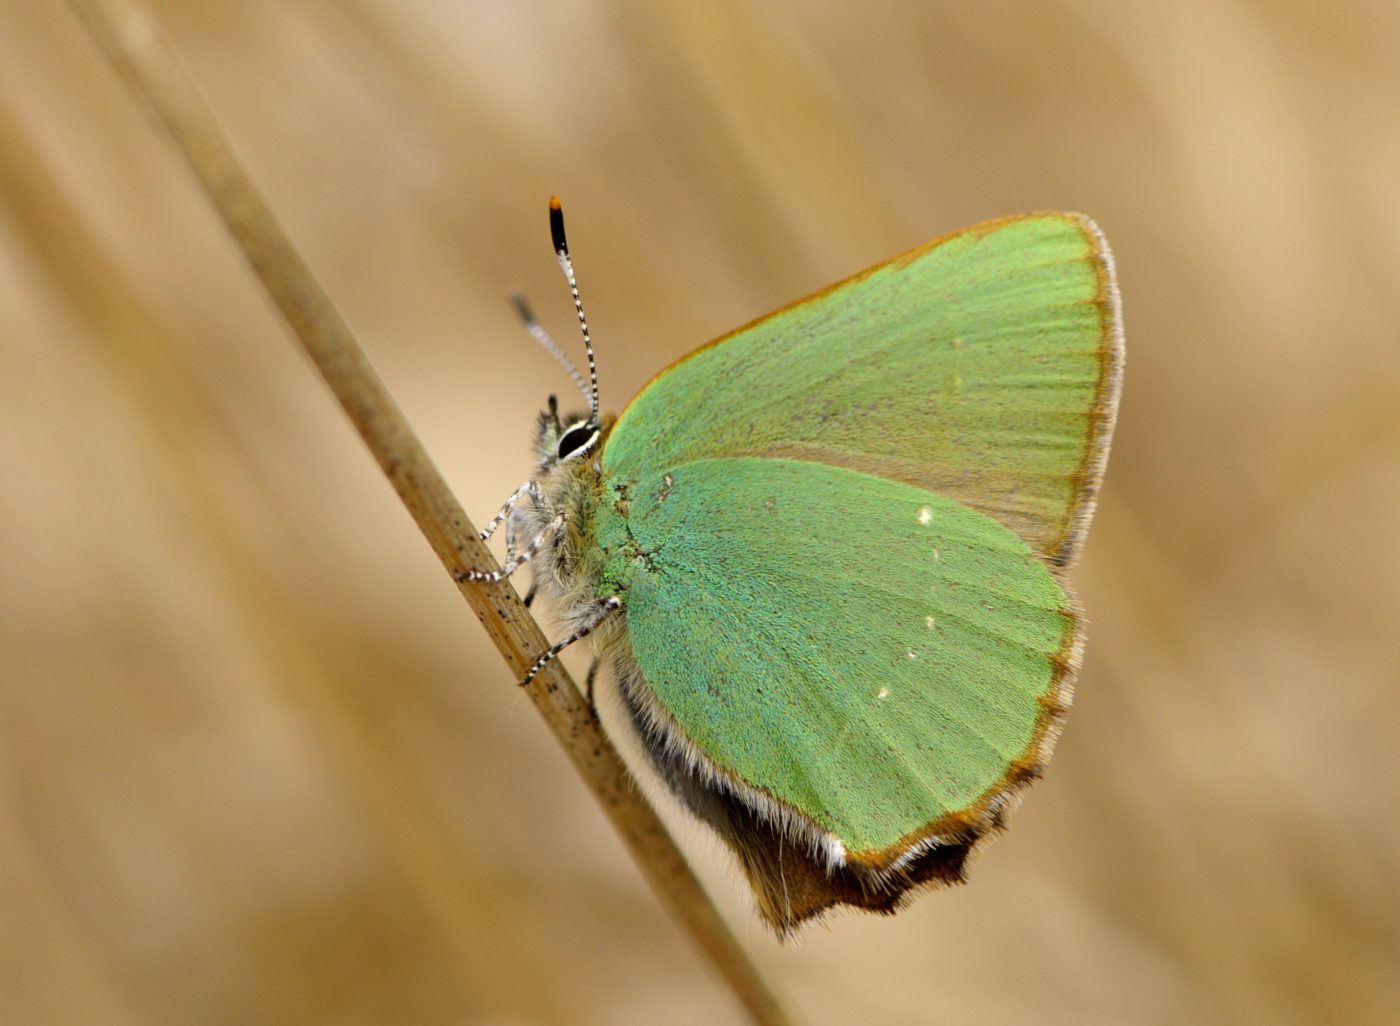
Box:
left=549, top=196, right=600, bottom=424
left=510, top=292, right=590, bottom=404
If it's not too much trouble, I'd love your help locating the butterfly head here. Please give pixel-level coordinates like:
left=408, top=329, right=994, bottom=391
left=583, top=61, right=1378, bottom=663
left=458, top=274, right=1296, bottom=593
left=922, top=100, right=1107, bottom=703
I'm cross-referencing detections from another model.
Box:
left=534, top=393, right=602, bottom=474
left=519, top=197, right=610, bottom=478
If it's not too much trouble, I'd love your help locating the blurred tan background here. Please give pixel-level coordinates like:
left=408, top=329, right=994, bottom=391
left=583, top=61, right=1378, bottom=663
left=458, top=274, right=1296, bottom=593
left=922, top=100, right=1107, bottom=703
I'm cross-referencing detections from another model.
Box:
left=1, top=1, right=1396, bottom=1024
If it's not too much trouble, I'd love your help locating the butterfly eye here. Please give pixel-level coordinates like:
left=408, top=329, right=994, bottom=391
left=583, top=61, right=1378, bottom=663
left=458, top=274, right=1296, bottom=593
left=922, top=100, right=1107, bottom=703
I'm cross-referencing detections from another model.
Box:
left=556, top=422, right=598, bottom=461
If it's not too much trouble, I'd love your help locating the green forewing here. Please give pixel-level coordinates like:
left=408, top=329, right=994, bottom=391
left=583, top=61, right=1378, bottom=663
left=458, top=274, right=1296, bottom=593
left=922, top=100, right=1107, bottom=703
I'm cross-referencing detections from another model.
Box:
left=604, top=214, right=1116, bottom=564
left=606, top=457, right=1072, bottom=854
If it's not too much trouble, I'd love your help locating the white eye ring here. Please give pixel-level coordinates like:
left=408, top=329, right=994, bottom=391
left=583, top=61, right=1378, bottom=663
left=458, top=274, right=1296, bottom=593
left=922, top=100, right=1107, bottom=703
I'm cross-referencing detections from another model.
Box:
left=556, top=422, right=599, bottom=461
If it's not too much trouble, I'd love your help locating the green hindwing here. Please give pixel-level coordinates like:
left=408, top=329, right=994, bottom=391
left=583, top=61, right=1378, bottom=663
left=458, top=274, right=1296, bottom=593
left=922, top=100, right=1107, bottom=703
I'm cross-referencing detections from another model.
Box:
left=609, top=457, right=1075, bottom=858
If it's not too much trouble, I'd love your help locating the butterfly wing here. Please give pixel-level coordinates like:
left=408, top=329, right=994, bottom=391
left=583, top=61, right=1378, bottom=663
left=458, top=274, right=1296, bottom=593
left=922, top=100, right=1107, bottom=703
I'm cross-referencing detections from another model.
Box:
left=593, top=212, right=1120, bottom=927
left=609, top=456, right=1075, bottom=870
left=604, top=213, right=1122, bottom=567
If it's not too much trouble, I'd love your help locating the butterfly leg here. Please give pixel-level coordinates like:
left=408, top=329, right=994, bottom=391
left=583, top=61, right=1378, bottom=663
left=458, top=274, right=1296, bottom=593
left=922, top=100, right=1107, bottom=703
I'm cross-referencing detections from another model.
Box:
left=477, top=479, right=545, bottom=544
left=585, top=657, right=601, bottom=708
left=504, top=511, right=518, bottom=563
left=505, top=507, right=541, bottom=609
left=458, top=508, right=566, bottom=584
left=504, top=508, right=528, bottom=595
left=520, top=596, right=621, bottom=687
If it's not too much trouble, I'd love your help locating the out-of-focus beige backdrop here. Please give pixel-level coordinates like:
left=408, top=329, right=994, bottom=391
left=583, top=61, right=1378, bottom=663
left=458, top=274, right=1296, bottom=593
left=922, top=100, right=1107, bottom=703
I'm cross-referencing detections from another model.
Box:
left=2, top=2, right=1395, bottom=1024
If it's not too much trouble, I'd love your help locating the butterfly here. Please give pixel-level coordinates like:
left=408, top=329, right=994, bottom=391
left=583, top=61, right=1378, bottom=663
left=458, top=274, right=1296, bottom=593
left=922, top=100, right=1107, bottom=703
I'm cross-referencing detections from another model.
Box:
left=470, top=198, right=1122, bottom=934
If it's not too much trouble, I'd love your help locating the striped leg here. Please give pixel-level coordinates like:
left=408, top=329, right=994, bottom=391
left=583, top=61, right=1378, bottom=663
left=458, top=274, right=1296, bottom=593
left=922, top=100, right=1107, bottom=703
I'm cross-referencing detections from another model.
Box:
left=478, top=480, right=545, bottom=545
left=520, top=596, right=621, bottom=686
left=458, top=509, right=566, bottom=584
left=585, top=657, right=601, bottom=708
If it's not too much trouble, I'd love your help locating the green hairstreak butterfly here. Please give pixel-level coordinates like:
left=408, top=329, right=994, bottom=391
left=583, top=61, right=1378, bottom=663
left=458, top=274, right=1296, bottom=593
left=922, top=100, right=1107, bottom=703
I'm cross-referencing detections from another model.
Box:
left=472, top=198, right=1123, bottom=934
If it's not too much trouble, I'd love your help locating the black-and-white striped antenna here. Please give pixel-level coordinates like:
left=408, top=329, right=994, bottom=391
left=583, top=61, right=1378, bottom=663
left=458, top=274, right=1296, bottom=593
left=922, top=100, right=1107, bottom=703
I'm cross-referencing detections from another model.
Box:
left=548, top=196, right=601, bottom=424
left=511, top=293, right=590, bottom=405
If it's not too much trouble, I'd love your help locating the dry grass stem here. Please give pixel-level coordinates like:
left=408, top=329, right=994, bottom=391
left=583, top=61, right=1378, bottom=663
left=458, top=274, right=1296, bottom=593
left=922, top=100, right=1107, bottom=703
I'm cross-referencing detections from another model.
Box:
left=65, top=0, right=791, bottom=1022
